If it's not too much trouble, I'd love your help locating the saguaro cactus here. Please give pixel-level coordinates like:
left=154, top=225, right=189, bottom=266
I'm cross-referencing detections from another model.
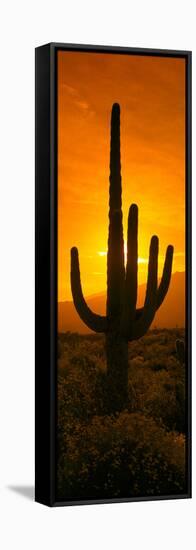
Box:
left=71, top=103, right=174, bottom=410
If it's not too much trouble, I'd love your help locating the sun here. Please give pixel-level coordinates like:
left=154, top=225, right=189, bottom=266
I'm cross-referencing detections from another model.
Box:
left=98, top=245, right=148, bottom=265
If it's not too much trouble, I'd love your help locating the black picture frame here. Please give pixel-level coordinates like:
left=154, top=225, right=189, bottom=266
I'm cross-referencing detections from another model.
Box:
left=35, top=43, right=192, bottom=507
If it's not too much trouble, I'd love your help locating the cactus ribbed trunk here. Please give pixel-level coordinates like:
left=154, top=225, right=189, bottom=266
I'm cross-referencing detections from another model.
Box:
left=106, top=103, right=128, bottom=409
left=106, top=332, right=128, bottom=411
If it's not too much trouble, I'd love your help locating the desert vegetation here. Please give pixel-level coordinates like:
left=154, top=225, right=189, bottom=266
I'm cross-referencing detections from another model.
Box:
left=57, top=328, right=187, bottom=501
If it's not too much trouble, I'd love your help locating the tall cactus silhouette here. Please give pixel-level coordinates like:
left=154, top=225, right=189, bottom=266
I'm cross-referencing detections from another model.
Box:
left=71, top=103, right=174, bottom=410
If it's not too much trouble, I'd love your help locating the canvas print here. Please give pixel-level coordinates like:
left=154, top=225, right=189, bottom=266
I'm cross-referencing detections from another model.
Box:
left=57, top=51, right=188, bottom=502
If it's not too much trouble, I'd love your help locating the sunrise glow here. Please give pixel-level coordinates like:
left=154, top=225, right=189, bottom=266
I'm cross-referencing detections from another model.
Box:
left=98, top=248, right=148, bottom=265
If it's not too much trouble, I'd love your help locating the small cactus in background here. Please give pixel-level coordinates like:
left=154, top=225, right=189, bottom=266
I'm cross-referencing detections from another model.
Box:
left=176, top=339, right=185, bottom=366
left=70, top=103, right=174, bottom=410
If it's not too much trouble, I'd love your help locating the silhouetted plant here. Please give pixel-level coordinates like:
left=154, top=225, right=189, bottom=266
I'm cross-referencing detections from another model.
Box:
left=176, top=339, right=185, bottom=366
left=70, top=103, right=174, bottom=410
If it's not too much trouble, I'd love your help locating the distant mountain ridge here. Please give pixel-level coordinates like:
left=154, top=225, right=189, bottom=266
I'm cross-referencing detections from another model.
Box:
left=58, top=271, right=185, bottom=334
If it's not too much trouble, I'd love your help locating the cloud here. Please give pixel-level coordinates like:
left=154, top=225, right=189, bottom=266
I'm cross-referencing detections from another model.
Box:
left=75, top=100, right=89, bottom=111
left=62, top=82, right=91, bottom=114
left=62, top=83, right=78, bottom=96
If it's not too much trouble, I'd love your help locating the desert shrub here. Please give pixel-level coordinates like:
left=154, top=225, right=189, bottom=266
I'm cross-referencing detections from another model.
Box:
left=57, top=412, right=186, bottom=500
left=58, top=359, right=107, bottom=422
left=126, top=329, right=186, bottom=433
left=127, top=357, right=185, bottom=432
left=143, top=377, right=185, bottom=433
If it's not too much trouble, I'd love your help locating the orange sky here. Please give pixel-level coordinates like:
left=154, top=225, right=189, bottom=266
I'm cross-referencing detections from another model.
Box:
left=58, top=50, right=185, bottom=302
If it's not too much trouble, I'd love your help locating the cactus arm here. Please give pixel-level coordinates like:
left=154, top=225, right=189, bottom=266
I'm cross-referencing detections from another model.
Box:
left=157, top=244, right=174, bottom=308
left=135, top=243, right=174, bottom=321
left=125, top=204, right=138, bottom=316
left=129, top=236, right=158, bottom=340
left=107, top=103, right=125, bottom=319
left=71, top=247, right=107, bottom=333
left=121, top=204, right=138, bottom=335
